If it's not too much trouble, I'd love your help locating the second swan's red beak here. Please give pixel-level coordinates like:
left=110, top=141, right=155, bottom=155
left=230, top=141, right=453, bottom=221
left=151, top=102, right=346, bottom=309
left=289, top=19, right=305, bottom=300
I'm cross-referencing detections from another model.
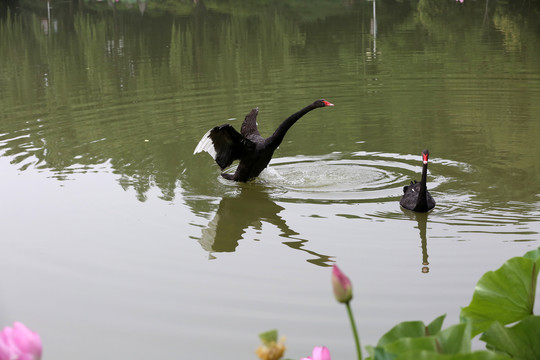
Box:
left=323, top=100, right=334, bottom=107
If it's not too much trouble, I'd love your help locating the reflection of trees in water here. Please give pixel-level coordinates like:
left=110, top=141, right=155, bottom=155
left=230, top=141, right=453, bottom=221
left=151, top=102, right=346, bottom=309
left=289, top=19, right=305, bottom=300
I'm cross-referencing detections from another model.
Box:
left=1, top=1, right=539, bottom=202
left=0, top=2, right=376, bottom=201
left=1, top=0, right=19, bottom=17
left=199, top=185, right=333, bottom=266
left=417, top=0, right=540, bottom=45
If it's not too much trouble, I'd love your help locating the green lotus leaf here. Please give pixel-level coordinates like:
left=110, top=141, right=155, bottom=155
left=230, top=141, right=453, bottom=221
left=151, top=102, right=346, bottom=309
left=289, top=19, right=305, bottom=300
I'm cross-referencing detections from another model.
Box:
left=367, top=318, right=469, bottom=360
left=383, top=336, right=438, bottom=354
left=460, top=248, right=540, bottom=336
left=437, top=322, right=471, bottom=354
left=480, top=315, right=540, bottom=360
left=393, top=350, right=510, bottom=360
left=427, top=314, right=447, bottom=336
left=376, top=315, right=446, bottom=348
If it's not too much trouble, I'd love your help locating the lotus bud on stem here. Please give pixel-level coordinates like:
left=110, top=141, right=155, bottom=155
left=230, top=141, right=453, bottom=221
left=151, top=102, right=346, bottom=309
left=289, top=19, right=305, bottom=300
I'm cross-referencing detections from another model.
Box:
left=332, top=264, right=362, bottom=360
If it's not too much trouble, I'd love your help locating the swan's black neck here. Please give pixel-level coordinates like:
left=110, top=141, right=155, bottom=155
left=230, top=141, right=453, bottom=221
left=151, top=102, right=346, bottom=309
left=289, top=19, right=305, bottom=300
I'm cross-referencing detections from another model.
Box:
left=414, top=162, right=429, bottom=211
left=268, top=103, right=319, bottom=148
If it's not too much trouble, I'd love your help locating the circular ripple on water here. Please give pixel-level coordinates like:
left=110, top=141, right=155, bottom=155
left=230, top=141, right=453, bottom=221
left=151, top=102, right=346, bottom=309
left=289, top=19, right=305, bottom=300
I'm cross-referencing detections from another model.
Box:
left=247, top=151, right=457, bottom=202
left=222, top=152, right=539, bottom=240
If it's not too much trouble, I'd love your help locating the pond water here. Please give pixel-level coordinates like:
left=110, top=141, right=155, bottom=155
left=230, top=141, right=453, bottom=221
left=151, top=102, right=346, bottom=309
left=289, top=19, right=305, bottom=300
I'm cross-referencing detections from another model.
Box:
left=1, top=1, right=540, bottom=359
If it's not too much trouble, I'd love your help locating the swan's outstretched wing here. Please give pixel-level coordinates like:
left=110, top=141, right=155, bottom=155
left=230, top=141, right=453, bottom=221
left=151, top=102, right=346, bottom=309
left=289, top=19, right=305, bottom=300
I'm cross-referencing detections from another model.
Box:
left=240, top=107, right=260, bottom=138
left=194, top=124, right=256, bottom=169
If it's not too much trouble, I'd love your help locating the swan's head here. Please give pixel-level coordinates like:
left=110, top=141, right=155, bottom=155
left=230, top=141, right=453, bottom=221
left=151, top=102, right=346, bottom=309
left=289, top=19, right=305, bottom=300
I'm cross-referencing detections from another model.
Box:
left=315, top=99, right=334, bottom=107
left=422, top=149, right=429, bottom=164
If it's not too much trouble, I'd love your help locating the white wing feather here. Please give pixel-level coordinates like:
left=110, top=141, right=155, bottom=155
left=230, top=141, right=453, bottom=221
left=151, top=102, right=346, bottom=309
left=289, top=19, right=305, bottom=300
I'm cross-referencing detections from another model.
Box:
left=193, top=128, right=217, bottom=160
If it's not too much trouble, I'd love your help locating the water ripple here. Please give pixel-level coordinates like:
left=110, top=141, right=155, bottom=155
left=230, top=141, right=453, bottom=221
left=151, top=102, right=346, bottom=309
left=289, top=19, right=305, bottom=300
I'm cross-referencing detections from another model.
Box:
left=252, top=151, right=451, bottom=202
left=218, top=150, right=540, bottom=239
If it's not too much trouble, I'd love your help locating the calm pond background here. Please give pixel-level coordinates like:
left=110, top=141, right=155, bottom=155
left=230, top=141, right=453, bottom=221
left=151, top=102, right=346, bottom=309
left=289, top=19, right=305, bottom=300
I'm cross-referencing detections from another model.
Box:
left=1, top=0, right=540, bottom=358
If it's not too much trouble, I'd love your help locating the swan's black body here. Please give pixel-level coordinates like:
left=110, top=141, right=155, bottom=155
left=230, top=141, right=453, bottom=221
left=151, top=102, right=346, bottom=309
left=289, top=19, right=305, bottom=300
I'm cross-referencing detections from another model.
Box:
left=400, top=149, right=436, bottom=212
left=194, top=99, right=334, bottom=182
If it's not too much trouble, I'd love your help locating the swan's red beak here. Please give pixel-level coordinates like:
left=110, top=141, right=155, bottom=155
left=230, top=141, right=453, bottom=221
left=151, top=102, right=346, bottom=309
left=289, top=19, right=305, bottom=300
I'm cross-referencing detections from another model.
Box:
left=323, top=100, right=334, bottom=107
left=422, top=153, right=429, bottom=164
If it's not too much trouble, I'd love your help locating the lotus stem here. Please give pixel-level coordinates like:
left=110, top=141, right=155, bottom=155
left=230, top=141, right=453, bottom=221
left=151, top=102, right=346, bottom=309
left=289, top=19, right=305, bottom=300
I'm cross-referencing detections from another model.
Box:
left=345, top=301, right=362, bottom=360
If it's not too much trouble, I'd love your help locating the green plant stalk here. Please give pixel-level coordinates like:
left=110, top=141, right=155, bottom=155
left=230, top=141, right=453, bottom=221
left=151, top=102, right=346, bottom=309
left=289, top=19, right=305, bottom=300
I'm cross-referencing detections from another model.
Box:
left=345, top=301, right=362, bottom=360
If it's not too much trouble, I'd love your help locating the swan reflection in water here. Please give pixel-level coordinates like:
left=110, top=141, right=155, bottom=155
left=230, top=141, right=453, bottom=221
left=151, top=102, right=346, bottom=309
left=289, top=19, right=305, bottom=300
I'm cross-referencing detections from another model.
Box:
left=198, top=185, right=333, bottom=266
left=401, top=209, right=430, bottom=273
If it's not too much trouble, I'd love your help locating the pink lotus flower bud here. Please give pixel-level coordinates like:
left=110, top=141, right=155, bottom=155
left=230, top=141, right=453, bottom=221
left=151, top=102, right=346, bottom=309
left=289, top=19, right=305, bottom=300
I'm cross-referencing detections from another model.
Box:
left=0, top=322, right=42, bottom=360
left=332, top=264, right=353, bottom=303
left=301, top=346, right=331, bottom=360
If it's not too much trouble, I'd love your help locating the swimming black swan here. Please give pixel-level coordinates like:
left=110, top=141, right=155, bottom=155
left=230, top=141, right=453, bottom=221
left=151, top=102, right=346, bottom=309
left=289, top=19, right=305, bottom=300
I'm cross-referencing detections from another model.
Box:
left=400, top=149, right=436, bottom=212
left=193, top=99, right=334, bottom=182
